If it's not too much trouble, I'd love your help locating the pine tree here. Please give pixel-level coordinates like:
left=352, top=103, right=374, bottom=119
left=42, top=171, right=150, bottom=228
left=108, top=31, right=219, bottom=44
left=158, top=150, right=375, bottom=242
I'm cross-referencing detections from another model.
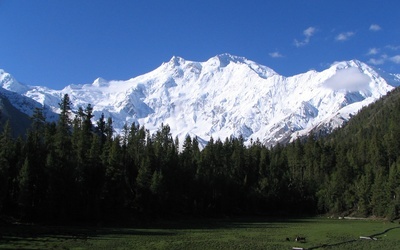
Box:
left=55, top=94, right=72, bottom=159
left=96, top=113, right=107, bottom=147
left=85, top=133, right=105, bottom=219
left=387, top=161, right=400, bottom=219
left=354, top=165, right=373, bottom=216
left=46, top=93, right=76, bottom=220
left=152, top=124, right=180, bottom=213
left=125, top=124, right=147, bottom=207
left=18, top=157, right=34, bottom=218
left=17, top=109, right=48, bottom=220
left=179, top=135, right=199, bottom=213
left=371, top=168, right=390, bottom=216
left=103, top=136, right=126, bottom=209
left=135, top=155, right=153, bottom=213
left=0, top=121, right=13, bottom=213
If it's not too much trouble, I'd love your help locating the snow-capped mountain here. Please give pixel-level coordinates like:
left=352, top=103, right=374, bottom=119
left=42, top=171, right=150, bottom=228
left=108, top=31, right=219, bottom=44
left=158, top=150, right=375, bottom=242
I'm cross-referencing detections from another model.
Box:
left=1, top=54, right=399, bottom=146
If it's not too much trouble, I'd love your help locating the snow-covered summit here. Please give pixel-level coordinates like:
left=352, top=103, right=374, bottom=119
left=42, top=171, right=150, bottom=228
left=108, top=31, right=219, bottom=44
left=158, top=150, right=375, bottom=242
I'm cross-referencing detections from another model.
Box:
left=1, top=54, right=399, bottom=146
left=0, top=69, right=30, bottom=94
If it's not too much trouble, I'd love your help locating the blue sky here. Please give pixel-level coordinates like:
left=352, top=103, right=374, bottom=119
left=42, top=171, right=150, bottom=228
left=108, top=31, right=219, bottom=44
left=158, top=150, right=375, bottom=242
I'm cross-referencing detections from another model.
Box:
left=1, top=0, right=399, bottom=89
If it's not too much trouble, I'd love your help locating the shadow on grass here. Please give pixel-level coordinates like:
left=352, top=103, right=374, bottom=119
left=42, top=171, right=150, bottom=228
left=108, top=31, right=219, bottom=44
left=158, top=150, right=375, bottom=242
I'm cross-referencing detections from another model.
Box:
left=228, top=217, right=314, bottom=229
left=369, top=226, right=400, bottom=238
left=0, top=223, right=177, bottom=247
left=302, top=225, right=400, bottom=250
left=0, top=216, right=315, bottom=248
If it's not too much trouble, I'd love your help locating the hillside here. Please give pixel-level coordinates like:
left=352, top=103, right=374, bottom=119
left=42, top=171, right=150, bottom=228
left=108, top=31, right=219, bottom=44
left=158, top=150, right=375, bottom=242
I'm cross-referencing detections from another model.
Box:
left=312, top=87, right=400, bottom=217
left=0, top=92, right=31, bottom=137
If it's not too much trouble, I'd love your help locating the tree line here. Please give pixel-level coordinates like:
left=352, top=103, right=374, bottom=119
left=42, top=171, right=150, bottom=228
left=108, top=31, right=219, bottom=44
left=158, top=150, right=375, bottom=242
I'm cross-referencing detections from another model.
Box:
left=0, top=91, right=399, bottom=223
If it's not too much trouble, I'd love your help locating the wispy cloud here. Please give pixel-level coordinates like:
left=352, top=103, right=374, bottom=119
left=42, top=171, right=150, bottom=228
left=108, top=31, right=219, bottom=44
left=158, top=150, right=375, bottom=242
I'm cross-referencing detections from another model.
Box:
left=368, top=58, right=385, bottom=65
left=303, top=27, right=316, bottom=37
left=390, top=55, right=400, bottom=64
left=335, top=31, right=355, bottom=41
left=269, top=51, right=283, bottom=58
left=366, top=45, right=400, bottom=65
left=386, top=45, right=400, bottom=51
left=367, top=48, right=379, bottom=55
left=369, top=24, right=381, bottom=31
left=367, top=54, right=392, bottom=65
left=294, top=26, right=317, bottom=47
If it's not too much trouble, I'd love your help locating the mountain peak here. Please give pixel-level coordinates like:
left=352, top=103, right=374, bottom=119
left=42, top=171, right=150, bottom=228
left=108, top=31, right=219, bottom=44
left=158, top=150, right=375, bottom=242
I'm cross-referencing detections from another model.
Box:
left=92, top=77, right=109, bottom=87
left=1, top=55, right=397, bottom=147
left=216, top=53, right=246, bottom=64
left=330, top=59, right=367, bottom=70
left=0, top=69, right=30, bottom=94
left=207, top=53, right=247, bottom=68
left=168, top=56, right=186, bottom=66
left=205, top=53, right=277, bottom=78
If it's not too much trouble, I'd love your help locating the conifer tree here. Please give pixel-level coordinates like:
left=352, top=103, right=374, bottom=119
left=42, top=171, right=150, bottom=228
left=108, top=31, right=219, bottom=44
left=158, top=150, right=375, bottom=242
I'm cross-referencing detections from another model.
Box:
left=371, top=168, right=390, bottom=216
left=135, top=155, right=153, bottom=213
left=18, top=157, right=34, bottom=218
left=46, top=93, right=76, bottom=220
left=18, top=108, right=48, bottom=219
left=103, top=135, right=126, bottom=209
left=55, top=94, right=72, bottom=159
left=96, top=113, right=107, bottom=146
left=0, top=121, right=13, bottom=213
left=354, top=166, right=373, bottom=216
left=125, top=124, right=147, bottom=206
left=387, top=161, right=400, bottom=219
left=85, top=133, right=104, bottom=218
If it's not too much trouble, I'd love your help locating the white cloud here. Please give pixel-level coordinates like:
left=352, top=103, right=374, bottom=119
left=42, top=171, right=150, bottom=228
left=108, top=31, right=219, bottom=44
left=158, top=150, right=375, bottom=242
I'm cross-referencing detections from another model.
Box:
left=369, top=24, right=381, bottom=31
left=324, top=67, right=370, bottom=91
left=368, top=58, right=385, bottom=65
left=294, top=26, right=317, bottom=47
left=390, top=55, right=400, bottom=64
left=386, top=45, right=400, bottom=51
left=303, top=27, right=316, bottom=37
left=335, top=32, right=355, bottom=41
left=367, top=48, right=379, bottom=55
left=368, top=54, right=388, bottom=65
left=294, top=39, right=306, bottom=47
left=269, top=51, right=283, bottom=58
left=366, top=53, right=400, bottom=65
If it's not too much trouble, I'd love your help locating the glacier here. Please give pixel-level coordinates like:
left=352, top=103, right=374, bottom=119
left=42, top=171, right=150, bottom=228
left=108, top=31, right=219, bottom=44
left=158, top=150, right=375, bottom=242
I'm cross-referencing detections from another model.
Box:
left=1, top=54, right=399, bottom=147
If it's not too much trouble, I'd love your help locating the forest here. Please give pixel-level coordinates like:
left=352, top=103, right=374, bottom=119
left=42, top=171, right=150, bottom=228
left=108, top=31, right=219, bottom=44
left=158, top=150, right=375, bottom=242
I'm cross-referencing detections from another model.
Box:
left=0, top=89, right=399, bottom=223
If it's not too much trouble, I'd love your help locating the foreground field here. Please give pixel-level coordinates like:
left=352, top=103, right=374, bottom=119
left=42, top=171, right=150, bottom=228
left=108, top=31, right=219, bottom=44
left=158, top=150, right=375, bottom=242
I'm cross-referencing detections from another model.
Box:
left=0, top=217, right=399, bottom=249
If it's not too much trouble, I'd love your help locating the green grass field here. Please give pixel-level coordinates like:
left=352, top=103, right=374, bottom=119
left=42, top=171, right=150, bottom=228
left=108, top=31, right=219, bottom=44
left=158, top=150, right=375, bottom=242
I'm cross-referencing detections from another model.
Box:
left=1, top=217, right=399, bottom=249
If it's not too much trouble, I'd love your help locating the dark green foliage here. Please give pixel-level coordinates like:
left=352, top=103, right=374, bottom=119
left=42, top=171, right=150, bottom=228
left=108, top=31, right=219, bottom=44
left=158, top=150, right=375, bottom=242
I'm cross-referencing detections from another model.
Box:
left=315, top=87, right=400, bottom=218
left=3, top=88, right=400, bottom=222
left=0, top=122, right=13, bottom=213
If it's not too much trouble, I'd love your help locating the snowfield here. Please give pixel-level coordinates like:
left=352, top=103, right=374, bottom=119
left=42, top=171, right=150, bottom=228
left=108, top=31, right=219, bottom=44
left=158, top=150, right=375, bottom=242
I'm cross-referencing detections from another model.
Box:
left=1, top=54, right=399, bottom=146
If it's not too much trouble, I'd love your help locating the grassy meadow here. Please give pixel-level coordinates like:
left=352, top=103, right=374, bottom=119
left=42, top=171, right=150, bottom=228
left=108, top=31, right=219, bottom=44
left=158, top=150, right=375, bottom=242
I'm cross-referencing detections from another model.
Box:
left=0, top=217, right=399, bottom=249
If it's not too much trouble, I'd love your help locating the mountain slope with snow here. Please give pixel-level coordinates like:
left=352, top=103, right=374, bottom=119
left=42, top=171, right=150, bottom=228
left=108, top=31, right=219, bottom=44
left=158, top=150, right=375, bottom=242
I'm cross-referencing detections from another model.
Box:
left=1, top=54, right=399, bottom=146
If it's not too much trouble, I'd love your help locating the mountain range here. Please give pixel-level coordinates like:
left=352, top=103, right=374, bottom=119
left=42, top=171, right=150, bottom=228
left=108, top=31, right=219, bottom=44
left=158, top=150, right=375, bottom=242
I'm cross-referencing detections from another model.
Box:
left=1, top=54, right=399, bottom=146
